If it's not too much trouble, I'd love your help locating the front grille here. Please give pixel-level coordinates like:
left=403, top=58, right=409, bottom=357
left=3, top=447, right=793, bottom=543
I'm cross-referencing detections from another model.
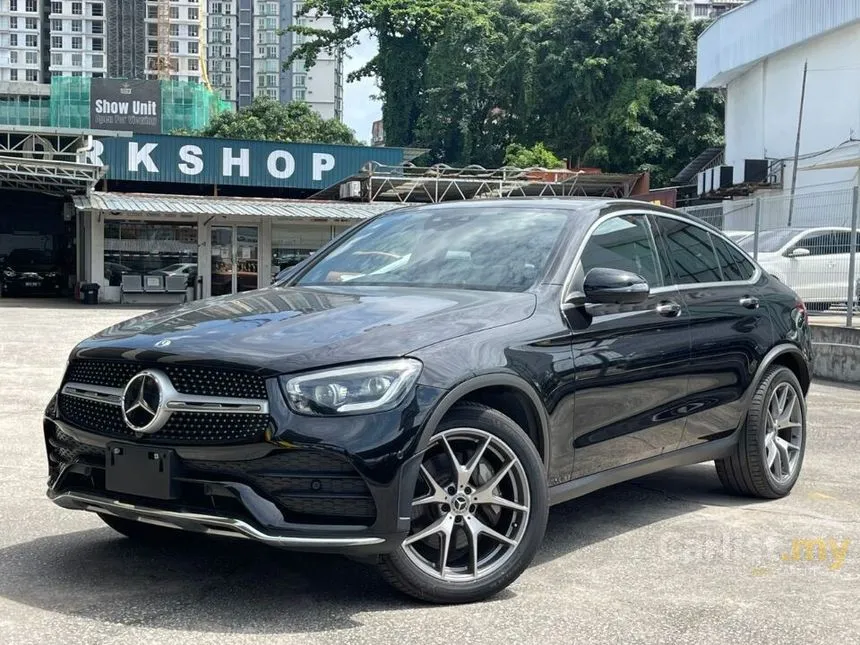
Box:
left=59, top=359, right=271, bottom=445
left=185, top=451, right=377, bottom=525
left=65, top=359, right=268, bottom=399
left=58, top=395, right=270, bottom=445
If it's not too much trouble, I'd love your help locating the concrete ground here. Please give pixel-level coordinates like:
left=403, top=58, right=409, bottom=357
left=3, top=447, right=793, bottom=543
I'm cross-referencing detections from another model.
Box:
left=0, top=298, right=858, bottom=645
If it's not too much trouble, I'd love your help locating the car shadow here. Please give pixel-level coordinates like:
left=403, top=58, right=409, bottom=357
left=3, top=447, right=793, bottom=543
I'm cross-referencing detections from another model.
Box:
left=0, top=464, right=761, bottom=633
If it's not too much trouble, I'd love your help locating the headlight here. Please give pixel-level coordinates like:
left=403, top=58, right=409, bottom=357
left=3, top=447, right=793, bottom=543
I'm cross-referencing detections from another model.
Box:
left=3, top=268, right=15, bottom=278
left=281, top=359, right=422, bottom=415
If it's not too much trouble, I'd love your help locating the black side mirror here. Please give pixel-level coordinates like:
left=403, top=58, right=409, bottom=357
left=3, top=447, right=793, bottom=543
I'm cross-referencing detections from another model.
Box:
left=582, top=267, right=650, bottom=305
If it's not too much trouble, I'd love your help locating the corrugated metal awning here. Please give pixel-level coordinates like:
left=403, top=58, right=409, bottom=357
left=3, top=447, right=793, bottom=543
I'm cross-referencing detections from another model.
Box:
left=73, top=192, right=401, bottom=220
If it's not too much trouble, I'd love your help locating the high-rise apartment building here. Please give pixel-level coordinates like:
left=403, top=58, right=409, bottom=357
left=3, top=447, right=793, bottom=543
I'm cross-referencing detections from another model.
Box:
left=671, top=0, right=747, bottom=20
left=0, top=0, right=343, bottom=121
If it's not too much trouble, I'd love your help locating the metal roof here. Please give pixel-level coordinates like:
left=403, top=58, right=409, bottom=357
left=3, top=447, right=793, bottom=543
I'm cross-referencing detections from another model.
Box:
left=697, top=0, right=860, bottom=88
left=0, top=155, right=105, bottom=195
left=670, top=147, right=725, bottom=185
left=73, top=192, right=400, bottom=220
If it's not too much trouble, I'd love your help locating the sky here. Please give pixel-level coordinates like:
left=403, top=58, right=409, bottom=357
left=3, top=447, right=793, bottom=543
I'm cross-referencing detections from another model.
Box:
left=342, top=33, right=382, bottom=145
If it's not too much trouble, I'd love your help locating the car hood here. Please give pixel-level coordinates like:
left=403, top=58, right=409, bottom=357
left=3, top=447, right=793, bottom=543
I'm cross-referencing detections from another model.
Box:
left=6, top=263, right=60, bottom=275
left=72, top=285, right=537, bottom=374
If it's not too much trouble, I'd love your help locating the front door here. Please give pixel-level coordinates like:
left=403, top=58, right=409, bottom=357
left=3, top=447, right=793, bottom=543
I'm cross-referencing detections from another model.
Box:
left=568, top=212, right=691, bottom=479
left=210, top=225, right=259, bottom=296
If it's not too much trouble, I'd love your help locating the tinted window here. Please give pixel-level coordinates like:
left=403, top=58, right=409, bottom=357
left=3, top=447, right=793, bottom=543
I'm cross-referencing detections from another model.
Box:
left=580, top=215, right=662, bottom=287
left=657, top=218, right=722, bottom=284
left=797, top=232, right=837, bottom=256
left=296, top=207, right=569, bottom=292
left=738, top=229, right=798, bottom=253
left=711, top=234, right=755, bottom=281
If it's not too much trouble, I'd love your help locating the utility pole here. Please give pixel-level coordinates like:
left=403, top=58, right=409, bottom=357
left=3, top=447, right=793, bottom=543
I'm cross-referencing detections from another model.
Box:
left=787, top=60, right=808, bottom=227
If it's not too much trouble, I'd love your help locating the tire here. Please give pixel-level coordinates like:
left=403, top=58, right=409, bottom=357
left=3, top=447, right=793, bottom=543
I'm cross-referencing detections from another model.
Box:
left=715, top=365, right=807, bottom=499
left=98, top=513, right=182, bottom=543
left=379, top=402, right=549, bottom=604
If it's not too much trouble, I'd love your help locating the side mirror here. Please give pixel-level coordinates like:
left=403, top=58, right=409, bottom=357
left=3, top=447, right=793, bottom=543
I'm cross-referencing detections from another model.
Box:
left=582, top=267, right=650, bottom=305
left=787, top=247, right=811, bottom=258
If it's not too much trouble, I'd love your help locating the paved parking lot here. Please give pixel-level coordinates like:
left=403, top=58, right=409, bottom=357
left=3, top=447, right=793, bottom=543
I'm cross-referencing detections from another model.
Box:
left=1, top=299, right=858, bottom=645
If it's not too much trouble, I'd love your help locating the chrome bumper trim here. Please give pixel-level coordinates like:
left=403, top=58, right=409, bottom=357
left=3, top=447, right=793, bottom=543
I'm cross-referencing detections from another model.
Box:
left=51, top=491, right=385, bottom=548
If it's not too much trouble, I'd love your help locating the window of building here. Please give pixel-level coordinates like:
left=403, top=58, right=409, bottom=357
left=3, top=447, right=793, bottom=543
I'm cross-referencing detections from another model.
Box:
left=188, top=24, right=198, bottom=37
left=695, top=4, right=710, bottom=16
left=25, top=34, right=37, bottom=47
left=293, top=88, right=305, bottom=101
left=188, top=41, right=198, bottom=54
left=147, top=39, right=158, bottom=53
left=293, top=73, right=305, bottom=87
left=169, top=24, right=179, bottom=36
left=50, top=1, right=61, bottom=13
left=146, top=23, right=157, bottom=36
left=9, top=51, right=17, bottom=64
left=71, top=19, right=82, bottom=31
left=212, top=2, right=221, bottom=14
left=92, top=37, right=102, bottom=51
left=25, top=0, right=36, bottom=11
left=188, top=58, right=198, bottom=71
left=51, top=19, right=61, bottom=30
left=103, top=221, right=199, bottom=287
left=91, top=53, right=103, bottom=68
left=52, top=35, right=62, bottom=48
left=72, top=2, right=82, bottom=15
left=50, top=53, right=62, bottom=66
left=266, top=45, right=277, bottom=57
left=71, top=53, right=82, bottom=66
left=146, top=5, right=157, bottom=18
left=90, top=3, right=103, bottom=17
left=9, top=0, right=17, bottom=11
left=267, top=88, right=277, bottom=99
left=223, top=87, right=232, bottom=100
left=9, top=17, right=17, bottom=29
left=224, top=60, right=231, bottom=72
left=9, top=34, right=17, bottom=46
left=71, top=36, right=81, bottom=49
left=580, top=215, right=663, bottom=288
left=93, top=72, right=103, bottom=78
left=9, top=69, right=17, bottom=81
left=26, top=69, right=37, bottom=81
left=25, top=17, right=37, bottom=29
left=169, top=6, right=179, bottom=19
left=188, top=7, right=198, bottom=20
left=25, top=51, right=37, bottom=64
left=266, top=73, right=277, bottom=87
left=169, top=40, right=179, bottom=54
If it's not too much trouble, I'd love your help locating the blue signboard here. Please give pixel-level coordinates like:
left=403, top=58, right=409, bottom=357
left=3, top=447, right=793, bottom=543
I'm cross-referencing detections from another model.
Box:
left=85, top=134, right=406, bottom=190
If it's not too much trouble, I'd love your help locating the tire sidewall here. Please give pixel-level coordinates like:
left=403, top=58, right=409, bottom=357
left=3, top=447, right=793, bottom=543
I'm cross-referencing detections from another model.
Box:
left=385, top=404, right=549, bottom=603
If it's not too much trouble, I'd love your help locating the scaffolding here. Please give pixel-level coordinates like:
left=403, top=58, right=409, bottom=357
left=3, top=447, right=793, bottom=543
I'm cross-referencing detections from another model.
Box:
left=106, top=0, right=147, bottom=80
left=48, top=77, right=230, bottom=133
left=312, top=162, right=646, bottom=203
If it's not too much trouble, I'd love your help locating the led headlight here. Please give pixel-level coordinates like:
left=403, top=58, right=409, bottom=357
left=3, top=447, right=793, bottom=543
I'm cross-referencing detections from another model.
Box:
left=3, top=268, right=16, bottom=278
left=281, top=359, right=423, bottom=415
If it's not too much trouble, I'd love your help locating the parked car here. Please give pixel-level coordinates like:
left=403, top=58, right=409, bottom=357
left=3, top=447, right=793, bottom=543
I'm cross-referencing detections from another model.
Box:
left=724, top=230, right=753, bottom=244
left=737, top=226, right=860, bottom=309
left=1, top=248, right=64, bottom=297
left=44, top=198, right=812, bottom=604
left=148, top=263, right=198, bottom=278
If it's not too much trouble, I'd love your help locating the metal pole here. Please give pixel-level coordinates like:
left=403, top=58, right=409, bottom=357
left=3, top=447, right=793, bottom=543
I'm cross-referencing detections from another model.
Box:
left=847, top=185, right=859, bottom=328
left=787, top=60, right=808, bottom=227
left=753, top=197, right=762, bottom=261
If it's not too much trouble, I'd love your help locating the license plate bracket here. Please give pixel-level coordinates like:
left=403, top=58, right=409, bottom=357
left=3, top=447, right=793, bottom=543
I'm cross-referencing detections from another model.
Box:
left=105, top=443, right=178, bottom=500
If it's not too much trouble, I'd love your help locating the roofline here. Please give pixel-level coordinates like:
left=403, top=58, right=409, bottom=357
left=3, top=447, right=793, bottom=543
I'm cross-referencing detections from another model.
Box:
left=0, top=125, right=133, bottom=138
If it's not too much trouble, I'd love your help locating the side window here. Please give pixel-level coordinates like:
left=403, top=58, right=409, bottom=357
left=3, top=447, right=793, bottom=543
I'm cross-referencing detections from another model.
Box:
left=580, top=214, right=662, bottom=287
left=830, top=231, right=853, bottom=254
left=711, top=234, right=754, bottom=281
left=797, top=233, right=834, bottom=256
left=656, top=217, right=722, bottom=284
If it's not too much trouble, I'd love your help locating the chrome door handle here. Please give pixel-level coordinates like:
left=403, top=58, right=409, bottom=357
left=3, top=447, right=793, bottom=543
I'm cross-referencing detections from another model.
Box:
left=655, top=301, right=682, bottom=317
left=739, top=296, right=760, bottom=309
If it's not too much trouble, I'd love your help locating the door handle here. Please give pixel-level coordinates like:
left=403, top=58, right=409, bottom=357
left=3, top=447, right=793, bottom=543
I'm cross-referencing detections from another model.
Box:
left=739, top=296, right=760, bottom=309
left=655, top=301, right=682, bottom=317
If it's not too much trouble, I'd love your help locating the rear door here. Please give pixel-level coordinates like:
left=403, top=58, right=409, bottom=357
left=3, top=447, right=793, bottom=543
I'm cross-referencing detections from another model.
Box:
left=652, top=215, right=773, bottom=448
left=568, top=211, right=691, bottom=478
left=782, top=230, right=842, bottom=304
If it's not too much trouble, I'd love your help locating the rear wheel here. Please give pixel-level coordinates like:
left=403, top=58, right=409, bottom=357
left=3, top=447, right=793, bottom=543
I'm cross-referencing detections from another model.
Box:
left=98, top=514, right=182, bottom=543
left=380, top=403, right=548, bottom=604
left=715, top=366, right=806, bottom=498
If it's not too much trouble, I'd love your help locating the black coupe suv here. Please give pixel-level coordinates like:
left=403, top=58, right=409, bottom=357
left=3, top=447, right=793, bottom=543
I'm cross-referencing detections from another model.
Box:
left=44, top=199, right=812, bottom=604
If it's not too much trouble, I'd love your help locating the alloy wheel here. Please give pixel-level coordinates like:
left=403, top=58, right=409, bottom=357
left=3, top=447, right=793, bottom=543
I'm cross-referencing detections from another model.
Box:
left=764, top=381, right=803, bottom=483
left=402, top=427, right=531, bottom=582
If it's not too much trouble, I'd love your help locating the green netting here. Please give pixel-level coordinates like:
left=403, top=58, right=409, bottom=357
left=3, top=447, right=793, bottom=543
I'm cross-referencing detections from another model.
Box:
left=0, top=95, right=51, bottom=127
left=45, top=77, right=230, bottom=132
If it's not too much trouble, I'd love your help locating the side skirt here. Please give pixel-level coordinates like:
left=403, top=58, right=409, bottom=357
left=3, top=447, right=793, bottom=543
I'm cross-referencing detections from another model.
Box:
left=548, top=433, right=739, bottom=506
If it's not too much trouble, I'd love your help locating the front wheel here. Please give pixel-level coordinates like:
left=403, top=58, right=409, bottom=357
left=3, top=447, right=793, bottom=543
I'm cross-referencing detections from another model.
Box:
left=380, top=403, right=548, bottom=604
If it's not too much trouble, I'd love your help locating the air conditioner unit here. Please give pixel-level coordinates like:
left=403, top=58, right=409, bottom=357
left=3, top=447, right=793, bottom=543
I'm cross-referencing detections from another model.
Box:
left=739, top=159, right=769, bottom=184
left=339, top=181, right=361, bottom=199
left=712, top=165, right=734, bottom=190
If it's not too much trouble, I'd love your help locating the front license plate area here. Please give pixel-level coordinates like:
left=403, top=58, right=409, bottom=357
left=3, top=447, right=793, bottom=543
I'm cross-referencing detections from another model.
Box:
left=105, top=443, right=178, bottom=500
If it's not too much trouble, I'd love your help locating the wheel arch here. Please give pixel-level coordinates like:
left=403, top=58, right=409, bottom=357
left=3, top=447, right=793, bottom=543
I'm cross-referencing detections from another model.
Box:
left=418, top=373, right=551, bottom=471
left=753, top=344, right=812, bottom=398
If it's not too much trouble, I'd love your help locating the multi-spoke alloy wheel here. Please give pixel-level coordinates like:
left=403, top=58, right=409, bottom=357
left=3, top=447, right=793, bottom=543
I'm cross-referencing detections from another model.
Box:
left=715, top=365, right=807, bottom=499
left=379, top=403, right=548, bottom=604
left=764, top=381, right=803, bottom=483
left=402, top=427, right=530, bottom=582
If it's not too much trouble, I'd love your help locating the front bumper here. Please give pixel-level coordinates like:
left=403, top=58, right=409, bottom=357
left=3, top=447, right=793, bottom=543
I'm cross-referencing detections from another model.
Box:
left=44, top=382, right=443, bottom=554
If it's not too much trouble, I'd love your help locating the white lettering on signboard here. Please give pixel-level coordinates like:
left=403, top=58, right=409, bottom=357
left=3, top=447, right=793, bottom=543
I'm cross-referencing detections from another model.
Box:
left=81, top=139, right=104, bottom=166
left=222, top=147, right=250, bottom=177
left=312, top=153, right=335, bottom=181
left=178, top=145, right=204, bottom=176
left=128, top=142, right=159, bottom=173
left=267, top=150, right=296, bottom=179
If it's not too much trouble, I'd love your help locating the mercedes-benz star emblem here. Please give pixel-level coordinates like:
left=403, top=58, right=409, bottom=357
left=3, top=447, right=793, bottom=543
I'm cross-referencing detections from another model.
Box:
left=121, top=370, right=169, bottom=433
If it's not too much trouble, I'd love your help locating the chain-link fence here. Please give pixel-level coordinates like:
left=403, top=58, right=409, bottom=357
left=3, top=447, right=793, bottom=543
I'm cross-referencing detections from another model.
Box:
left=681, top=187, right=860, bottom=327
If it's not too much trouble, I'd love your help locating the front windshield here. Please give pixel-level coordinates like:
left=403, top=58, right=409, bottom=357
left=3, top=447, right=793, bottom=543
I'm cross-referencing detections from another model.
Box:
left=738, top=229, right=799, bottom=253
left=295, top=207, right=570, bottom=292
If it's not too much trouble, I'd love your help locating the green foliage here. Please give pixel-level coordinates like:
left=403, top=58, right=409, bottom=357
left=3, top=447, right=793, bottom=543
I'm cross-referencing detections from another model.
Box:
left=504, top=142, right=565, bottom=168
left=289, top=0, right=723, bottom=185
left=194, top=98, right=358, bottom=144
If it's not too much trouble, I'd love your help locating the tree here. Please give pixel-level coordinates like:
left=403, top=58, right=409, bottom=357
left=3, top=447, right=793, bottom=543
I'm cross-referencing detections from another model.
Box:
left=194, top=98, right=358, bottom=144
left=504, top=142, right=565, bottom=168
